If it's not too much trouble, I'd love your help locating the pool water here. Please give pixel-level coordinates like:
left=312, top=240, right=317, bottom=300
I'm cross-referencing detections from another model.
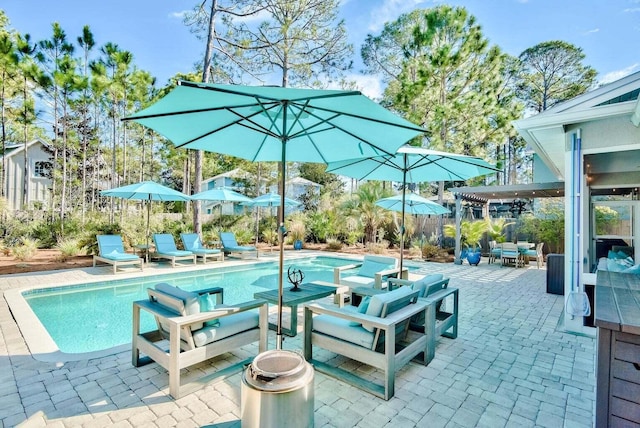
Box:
left=24, top=256, right=358, bottom=354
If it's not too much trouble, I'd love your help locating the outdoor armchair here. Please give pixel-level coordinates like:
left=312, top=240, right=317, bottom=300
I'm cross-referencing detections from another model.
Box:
left=180, top=233, right=223, bottom=263
left=333, top=255, right=408, bottom=292
left=219, top=232, right=259, bottom=259
left=304, top=286, right=427, bottom=400
left=132, top=282, right=268, bottom=398
left=152, top=233, right=197, bottom=267
left=93, top=234, right=143, bottom=274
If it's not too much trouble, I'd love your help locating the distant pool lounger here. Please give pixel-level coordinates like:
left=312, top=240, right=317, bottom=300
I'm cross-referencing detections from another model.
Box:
left=220, top=232, right=259, bottom=259
left=93, top=234, right=144, bottom=274
left=152, top=233, right=196, bottom=267
left=180, top=233, right=223, bottom=263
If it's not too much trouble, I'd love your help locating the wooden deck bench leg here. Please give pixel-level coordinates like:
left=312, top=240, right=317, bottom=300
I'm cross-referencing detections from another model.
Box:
left=132, top=304, right=141, bottom=367
left=425, top=304, right=436, bottom=364
left=384, top=326, right=395, bottom=400
left=169, top=322, right=181, bottom=398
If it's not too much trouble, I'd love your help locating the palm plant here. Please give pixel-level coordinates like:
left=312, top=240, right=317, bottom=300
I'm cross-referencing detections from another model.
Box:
left=485, top=217, right=514, bottom=243
left=342, top=182, right=392, bottom=244
left=444, top=219, right=488, bottom=252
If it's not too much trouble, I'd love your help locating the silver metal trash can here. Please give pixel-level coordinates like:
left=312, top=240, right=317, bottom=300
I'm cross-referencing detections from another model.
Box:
left=241, top=349, right=314, bottom=428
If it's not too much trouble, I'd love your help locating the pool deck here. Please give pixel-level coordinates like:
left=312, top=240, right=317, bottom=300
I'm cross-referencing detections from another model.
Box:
left=0, top=252, right=595, bottom=427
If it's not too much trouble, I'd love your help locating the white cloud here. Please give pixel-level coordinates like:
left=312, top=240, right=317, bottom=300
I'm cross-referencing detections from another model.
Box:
left=349, top=74, right=385, bottom=100
left=169, top=10, right=189, bottom=19
left=367, top=0, right=433, bottom=32
left=623, top=7, right=640, bottom=12
left=599, top=63, right=640, bottom=84
left=583, top=28, right=600, bottom=35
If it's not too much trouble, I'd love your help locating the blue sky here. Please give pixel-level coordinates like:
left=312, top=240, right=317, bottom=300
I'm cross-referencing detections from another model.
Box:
left=2, top=0, right=639, bottom=98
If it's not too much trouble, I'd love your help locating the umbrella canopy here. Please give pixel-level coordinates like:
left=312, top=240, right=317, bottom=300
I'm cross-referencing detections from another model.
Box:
left=124, top=82, right=425, bottom=349
left=326, top=145, right=498, bottom=273
left=190, top=187, right=253, bottom=203
left=243, top=193, right=301, bottom=207
left=101, top=181, right=191, bottom=260
left=101, top=180, right=191, bottom=201
left=376, top=193, right=450, bottom=216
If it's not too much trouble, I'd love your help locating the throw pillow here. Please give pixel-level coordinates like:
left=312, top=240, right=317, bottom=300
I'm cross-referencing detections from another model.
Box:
left=349, top=296, right=371, bottom=327
left=199, top=293, right=220, bottom=327
left=606, top=258, right=626, bottom=272
left=623, top=263, right=640, bottom=274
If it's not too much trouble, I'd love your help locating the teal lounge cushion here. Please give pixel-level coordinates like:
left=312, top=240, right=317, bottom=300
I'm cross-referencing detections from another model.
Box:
left=312, top=313, right=375, bottom=348
left=155, top=283, right=203, bottom=330
left=192, top=310, right=259, bottom=347
left=412, top=274, right=444, bottom=298
left=363, top=286, right=413, bottom=332
left=160, top=250, right=193, bottom=257
left=103, top=250, right=138, bottom=261
left=358, top=260, right=393, bottom=278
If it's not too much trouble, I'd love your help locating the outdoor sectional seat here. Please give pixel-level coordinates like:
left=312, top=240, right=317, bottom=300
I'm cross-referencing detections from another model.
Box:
left=93, top=234, right=144, bottom=274
left=304, top=286, right=427, bottom=400
left=180, top=233, right=223, bottom=263
left=333, top=255, right=406, bottom=292
left=219, top=232, right=259, bottom=259
left=132, top=282, right=268, bottom=398
left=152, top=233, right=197, bottom=267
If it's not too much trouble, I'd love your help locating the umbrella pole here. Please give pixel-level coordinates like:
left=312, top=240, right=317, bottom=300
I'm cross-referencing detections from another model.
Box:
left=146, top=198, right=151, bottom=263
left=276, top=117, right=289, bottom=350
left=399, top=157, right=408, bottom=276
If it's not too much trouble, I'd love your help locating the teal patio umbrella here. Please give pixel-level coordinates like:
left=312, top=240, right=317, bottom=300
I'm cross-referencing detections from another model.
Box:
left=327, top=145, right=498, bottom=273
left=190, top=187, right=253, bottom=204
left=244, top=193, right=301, bottom=251
left=376, top=193, right=450, bottom=216
left=124, top=82, right=425, bottom=349
left=101, top=181, right=191, bottom=261
left=243, top=192, right=301, bottom=208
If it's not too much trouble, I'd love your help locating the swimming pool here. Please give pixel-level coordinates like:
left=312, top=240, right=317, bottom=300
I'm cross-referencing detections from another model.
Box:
left=22, top=256, right=357, bottom=355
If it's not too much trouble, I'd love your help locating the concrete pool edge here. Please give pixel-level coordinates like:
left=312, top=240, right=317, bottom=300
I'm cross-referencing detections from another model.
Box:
left=2, top=250, right=364, bottom=363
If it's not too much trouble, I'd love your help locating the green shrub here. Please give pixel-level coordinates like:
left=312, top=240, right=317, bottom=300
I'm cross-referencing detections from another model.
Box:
left=12, top=238, right=39, bottom=261
left=325, top=238, right=343, bottom=251
left=366, top=240, right=388, bottom=254
left=56, top=239, right=83, bottom=261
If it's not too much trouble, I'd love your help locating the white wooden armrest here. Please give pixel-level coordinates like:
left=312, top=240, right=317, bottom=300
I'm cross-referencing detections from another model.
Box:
left=373, top=267, right=408, bottom=288
left=333, top=263, right=362, bottom=283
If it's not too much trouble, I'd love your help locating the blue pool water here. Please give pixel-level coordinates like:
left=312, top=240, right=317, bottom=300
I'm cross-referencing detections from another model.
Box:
left=24, top=256, right=358, bottom=354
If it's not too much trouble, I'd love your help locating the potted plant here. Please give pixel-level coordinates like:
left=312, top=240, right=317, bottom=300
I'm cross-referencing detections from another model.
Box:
left=288, top=219, right=306, bottom=250
left=444, top=220, right=488, bottom=265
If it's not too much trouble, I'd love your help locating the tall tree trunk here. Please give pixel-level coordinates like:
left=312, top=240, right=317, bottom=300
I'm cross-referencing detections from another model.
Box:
left=192, top=0, right=219, bottom=235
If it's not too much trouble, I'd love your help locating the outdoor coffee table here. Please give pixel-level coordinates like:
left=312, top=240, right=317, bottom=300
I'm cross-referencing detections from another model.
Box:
left=253, top=281, right=344, bottom=337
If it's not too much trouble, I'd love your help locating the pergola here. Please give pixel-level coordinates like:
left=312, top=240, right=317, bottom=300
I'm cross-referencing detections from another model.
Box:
left=450, top=181, right=565, bottom=264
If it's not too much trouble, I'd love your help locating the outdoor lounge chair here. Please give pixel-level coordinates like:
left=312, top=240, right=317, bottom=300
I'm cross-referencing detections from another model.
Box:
left=334, top=255, right=407, bottom=294
left=93, top=234, right=143, bottom=274
left=304, top=286, right=427, bottom=400
left=152, top=234, right=197, bottom=267
left=180, top=233, right=223, bottom=263
left=219, top=232, right=259, bottom=259
left=132, top=283, right=268, bottom=398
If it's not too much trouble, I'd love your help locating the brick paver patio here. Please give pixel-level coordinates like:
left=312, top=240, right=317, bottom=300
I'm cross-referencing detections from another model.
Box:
left=0, top=255, right=595, bottom=427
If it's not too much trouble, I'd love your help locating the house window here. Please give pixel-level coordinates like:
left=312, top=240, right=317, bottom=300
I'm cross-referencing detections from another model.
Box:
left=33, top=161, right=52, bottom=178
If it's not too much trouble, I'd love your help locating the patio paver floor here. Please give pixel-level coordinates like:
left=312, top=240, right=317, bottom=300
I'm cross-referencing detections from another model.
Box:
left=0, top=254, right=595, bottom=427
